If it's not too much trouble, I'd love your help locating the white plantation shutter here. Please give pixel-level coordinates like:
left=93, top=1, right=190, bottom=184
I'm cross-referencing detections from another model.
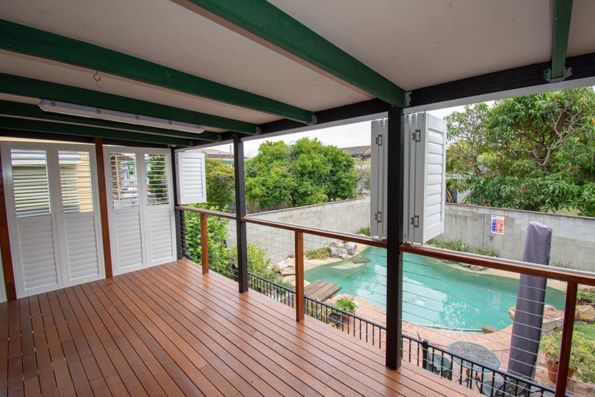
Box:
left=58, top=151, right=102, bottom=284
left=404, top=112, right=447, bottom=244
left=370, top=119, right=388, bottom=238
left=176, top=151, right=207, bottom=204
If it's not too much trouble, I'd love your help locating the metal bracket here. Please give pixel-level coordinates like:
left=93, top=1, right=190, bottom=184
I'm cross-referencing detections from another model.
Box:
left=544, top=66, right=572, bottom=83
left=410, top=215, right=420, bottom=228
left=404, top=91, right=412, bottom=107
left=412, top=129, right=421, bottom=142
left=374, top=211, right=383, bottom=222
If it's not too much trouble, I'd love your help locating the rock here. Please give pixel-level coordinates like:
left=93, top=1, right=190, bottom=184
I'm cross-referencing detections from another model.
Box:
left=330, top=247, right=349, bottom=259
left=352, top=256, right=371, bottom=264
left=576, top=305, right=595, bottom=322
left=273, top=260, right=286, bottom=274
left=482, top=325, right=497, bottom=334
left=280, top=266, right=295, bottom=277
left=470, top=265, right=488, bottom=271
left=459, top=262, right=472, bottom=268
left=330, top=241, right=344, bottom=249
left=344, top=242, right=357, bottom=256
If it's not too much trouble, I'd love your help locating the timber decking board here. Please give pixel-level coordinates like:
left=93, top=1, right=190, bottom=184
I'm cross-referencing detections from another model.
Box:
left=0, top=259, right=474, bottom=397
left=304, top=280, right=341, bottom=302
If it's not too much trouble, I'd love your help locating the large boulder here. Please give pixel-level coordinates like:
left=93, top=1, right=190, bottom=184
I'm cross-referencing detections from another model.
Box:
left=344, top=242, right=357, bottom=256
left=330, top=247, right=349, bottom=259
left=575, top=305, right=595, bottom=322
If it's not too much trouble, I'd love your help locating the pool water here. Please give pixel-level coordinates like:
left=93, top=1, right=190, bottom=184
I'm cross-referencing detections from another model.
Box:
left=304, top=247, right=566, bottom=330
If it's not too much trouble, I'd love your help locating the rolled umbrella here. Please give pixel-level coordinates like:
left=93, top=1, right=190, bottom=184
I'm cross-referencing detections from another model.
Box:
left=508, top=222, right=553, bottom=379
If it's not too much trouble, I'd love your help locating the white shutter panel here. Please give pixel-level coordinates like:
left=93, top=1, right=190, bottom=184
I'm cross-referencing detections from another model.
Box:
left=370, top=119, right=388, bottom=238
left=404, top=113, right=447, bottom=244
left=176, top=151, right=207, bottom=204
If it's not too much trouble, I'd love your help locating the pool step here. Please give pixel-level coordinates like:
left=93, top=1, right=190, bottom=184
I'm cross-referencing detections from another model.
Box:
left=305, top=280, right=341, bottom=301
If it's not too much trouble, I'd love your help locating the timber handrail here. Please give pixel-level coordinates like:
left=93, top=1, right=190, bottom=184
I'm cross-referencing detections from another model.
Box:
left=241, top=215, right=388, bottom=248
left=400, top=243, right=595, bottom=286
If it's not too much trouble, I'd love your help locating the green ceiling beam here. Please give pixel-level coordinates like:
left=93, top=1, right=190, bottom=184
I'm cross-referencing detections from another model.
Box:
left=0, top=19, right=313, bottom=124
left=0, top=73, right=255, bottom=134
left=0, top=100, right=218, bottom=142
left=550, top=0, right=573, bottom=80
left=0, top=116, right=193, bottom=146
left=181, top=0, right=406, bottom=106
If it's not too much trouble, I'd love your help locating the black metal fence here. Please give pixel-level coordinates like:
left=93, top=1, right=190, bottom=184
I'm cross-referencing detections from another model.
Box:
left=245, top=271, right=558, bottom=397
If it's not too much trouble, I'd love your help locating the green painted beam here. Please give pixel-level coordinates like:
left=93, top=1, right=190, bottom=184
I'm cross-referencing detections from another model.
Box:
left=182, top=0, right=406, bottom=106
left=0, top=100, right=218, bottom=142
left=0, top=116, right=193, bottom=146
left=0, top=19, right=313, bottom=124
left=0, top=73, right=256, bottom=134
left=551, top=0, right=573, bottom=79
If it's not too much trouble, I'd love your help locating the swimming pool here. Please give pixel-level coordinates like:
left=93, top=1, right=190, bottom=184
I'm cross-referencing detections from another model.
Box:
left=304, top=247, right=566, bottom=330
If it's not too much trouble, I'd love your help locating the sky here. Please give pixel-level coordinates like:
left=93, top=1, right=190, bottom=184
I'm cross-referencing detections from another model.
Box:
left=206, top=104, right=469, bottom=157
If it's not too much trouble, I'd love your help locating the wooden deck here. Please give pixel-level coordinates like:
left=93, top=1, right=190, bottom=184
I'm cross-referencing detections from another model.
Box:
left=0, top=259, right=475, bottom=397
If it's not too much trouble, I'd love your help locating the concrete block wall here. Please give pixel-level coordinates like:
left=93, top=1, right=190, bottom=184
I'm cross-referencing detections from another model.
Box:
left=227, top=198, right=370, bottom=263
left=439, top=204, right=594, bottom=271
left=226, top=199, right=594, bottom=271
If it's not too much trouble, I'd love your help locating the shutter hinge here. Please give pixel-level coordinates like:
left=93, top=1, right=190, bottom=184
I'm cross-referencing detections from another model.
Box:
left=410, top=215, right=420, bottom=227
left=374, top=211, right=382, bottom=222
left=375, top=134, right=383, bottom=146
left=412, top=129, right=422, bottom=142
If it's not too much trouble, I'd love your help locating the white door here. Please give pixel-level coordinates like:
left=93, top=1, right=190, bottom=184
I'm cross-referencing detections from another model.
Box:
left=2, top=142, right=104, bottom=298
left=105, top=147, right=175, bottom=274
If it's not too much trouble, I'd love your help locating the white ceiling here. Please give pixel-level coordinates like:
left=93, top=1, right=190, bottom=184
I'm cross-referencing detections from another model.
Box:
left=1, top=0, right=594, bottom=129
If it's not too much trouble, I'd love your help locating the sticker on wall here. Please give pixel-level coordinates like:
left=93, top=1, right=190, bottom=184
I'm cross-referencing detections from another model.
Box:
left=491, top=215, right=505, bottom=234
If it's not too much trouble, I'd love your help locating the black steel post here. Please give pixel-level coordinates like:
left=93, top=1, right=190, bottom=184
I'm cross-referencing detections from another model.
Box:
left=233, top=134, right=249, bottom=293
left=385, top=106, right=404, bottom=369
left=170, top=148, right=184, bottom=260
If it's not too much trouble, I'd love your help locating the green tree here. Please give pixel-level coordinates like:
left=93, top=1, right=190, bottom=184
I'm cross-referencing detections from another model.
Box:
left=205, top=158, right=234, bottom=209
left=446, top=88, right=595, bottom=215
left=246, top=138, right=357, bottom=210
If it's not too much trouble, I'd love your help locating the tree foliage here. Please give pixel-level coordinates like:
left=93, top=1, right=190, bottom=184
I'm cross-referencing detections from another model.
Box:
left=205, top=158, right=234, bottom=209
left=183, top=203, right=231, bottom=276
left=246, top=138, right=357, bottom=210
left=446, top=88, right=595, bottom=216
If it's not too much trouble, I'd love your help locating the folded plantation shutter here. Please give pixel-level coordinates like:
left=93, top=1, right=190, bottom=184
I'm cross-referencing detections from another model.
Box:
left=144, top=153, right=175, bottom=264
left=404, top=112, right=447, bottom=244
left=108, top=151, right=144, bottom=273
left=175, top=151, right=207, bottom=204
left=370, top=119, right=388, bottom=238
left=58, top=150, right=102, bottom=284
left=8, top=149, right=59, bottom=296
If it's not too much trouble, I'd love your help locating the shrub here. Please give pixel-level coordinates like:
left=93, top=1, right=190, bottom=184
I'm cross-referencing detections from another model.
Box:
left=334, top=297, right=358, bottom=314
left=541, top=323, right=595, bottom=383
left=429, top=239, right=498, bottom=257
left=183, top=204, right=231, bottom=276
left=357, top=226, right=371, bottom=236
left=305, top=247, right=330, bottom=260
left=577, top=289, right=595, bottom=306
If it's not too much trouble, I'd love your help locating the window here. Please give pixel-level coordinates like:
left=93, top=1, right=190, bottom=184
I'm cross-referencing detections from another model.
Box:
left=145, top=154, right=169, bottom=205
left=110, top=152, right=138, bottom=209
left=11, top=149, right=51, bottom=217
left=59, top=151, right=94, bottom=214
